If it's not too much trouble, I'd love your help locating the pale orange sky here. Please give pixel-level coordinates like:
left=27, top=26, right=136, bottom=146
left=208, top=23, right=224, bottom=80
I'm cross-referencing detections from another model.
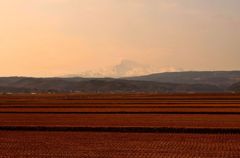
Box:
left=0, top=0, right=240, bottom=77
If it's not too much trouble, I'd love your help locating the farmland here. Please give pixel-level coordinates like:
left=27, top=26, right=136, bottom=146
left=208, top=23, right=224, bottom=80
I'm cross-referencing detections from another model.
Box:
left=0, top=93, right=240, bottom=157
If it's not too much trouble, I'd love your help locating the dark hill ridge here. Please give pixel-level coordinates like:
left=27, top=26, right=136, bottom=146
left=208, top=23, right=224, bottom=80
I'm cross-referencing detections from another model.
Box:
left=125, top=71, right=240, bottom=88
left=229, top=82, right=240, bottom=92
left=0, top=77, right=222, bottom=93
left=0, top=71, right=240, bottom=93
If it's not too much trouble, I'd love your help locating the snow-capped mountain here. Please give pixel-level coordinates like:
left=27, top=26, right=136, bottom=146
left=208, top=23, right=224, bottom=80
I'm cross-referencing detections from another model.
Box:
left=73, top=60, right=179, bottom=78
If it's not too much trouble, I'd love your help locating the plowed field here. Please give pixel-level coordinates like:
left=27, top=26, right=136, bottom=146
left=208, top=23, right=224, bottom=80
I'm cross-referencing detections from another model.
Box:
left=0, top=93, right=240, bottom=157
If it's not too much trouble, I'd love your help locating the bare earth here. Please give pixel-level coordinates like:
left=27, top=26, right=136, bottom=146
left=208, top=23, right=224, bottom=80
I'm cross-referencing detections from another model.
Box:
left=0, top=132, right=240, bottom=158
left=0, top=93, right=240, bottom=157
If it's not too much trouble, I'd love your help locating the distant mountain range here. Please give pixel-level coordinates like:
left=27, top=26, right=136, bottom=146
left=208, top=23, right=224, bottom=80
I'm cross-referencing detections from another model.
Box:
left=125, top=71, right=240, bottom=88
left=0, top=71, right=240, bottom=93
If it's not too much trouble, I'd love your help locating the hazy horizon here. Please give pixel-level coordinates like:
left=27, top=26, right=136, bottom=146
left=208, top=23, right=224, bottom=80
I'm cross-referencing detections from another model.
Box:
left=1, top=0, right=240, bottom=77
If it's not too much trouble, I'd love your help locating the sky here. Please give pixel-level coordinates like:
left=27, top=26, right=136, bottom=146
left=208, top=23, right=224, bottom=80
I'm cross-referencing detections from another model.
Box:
left=0, top=0, right=240, bottom=77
